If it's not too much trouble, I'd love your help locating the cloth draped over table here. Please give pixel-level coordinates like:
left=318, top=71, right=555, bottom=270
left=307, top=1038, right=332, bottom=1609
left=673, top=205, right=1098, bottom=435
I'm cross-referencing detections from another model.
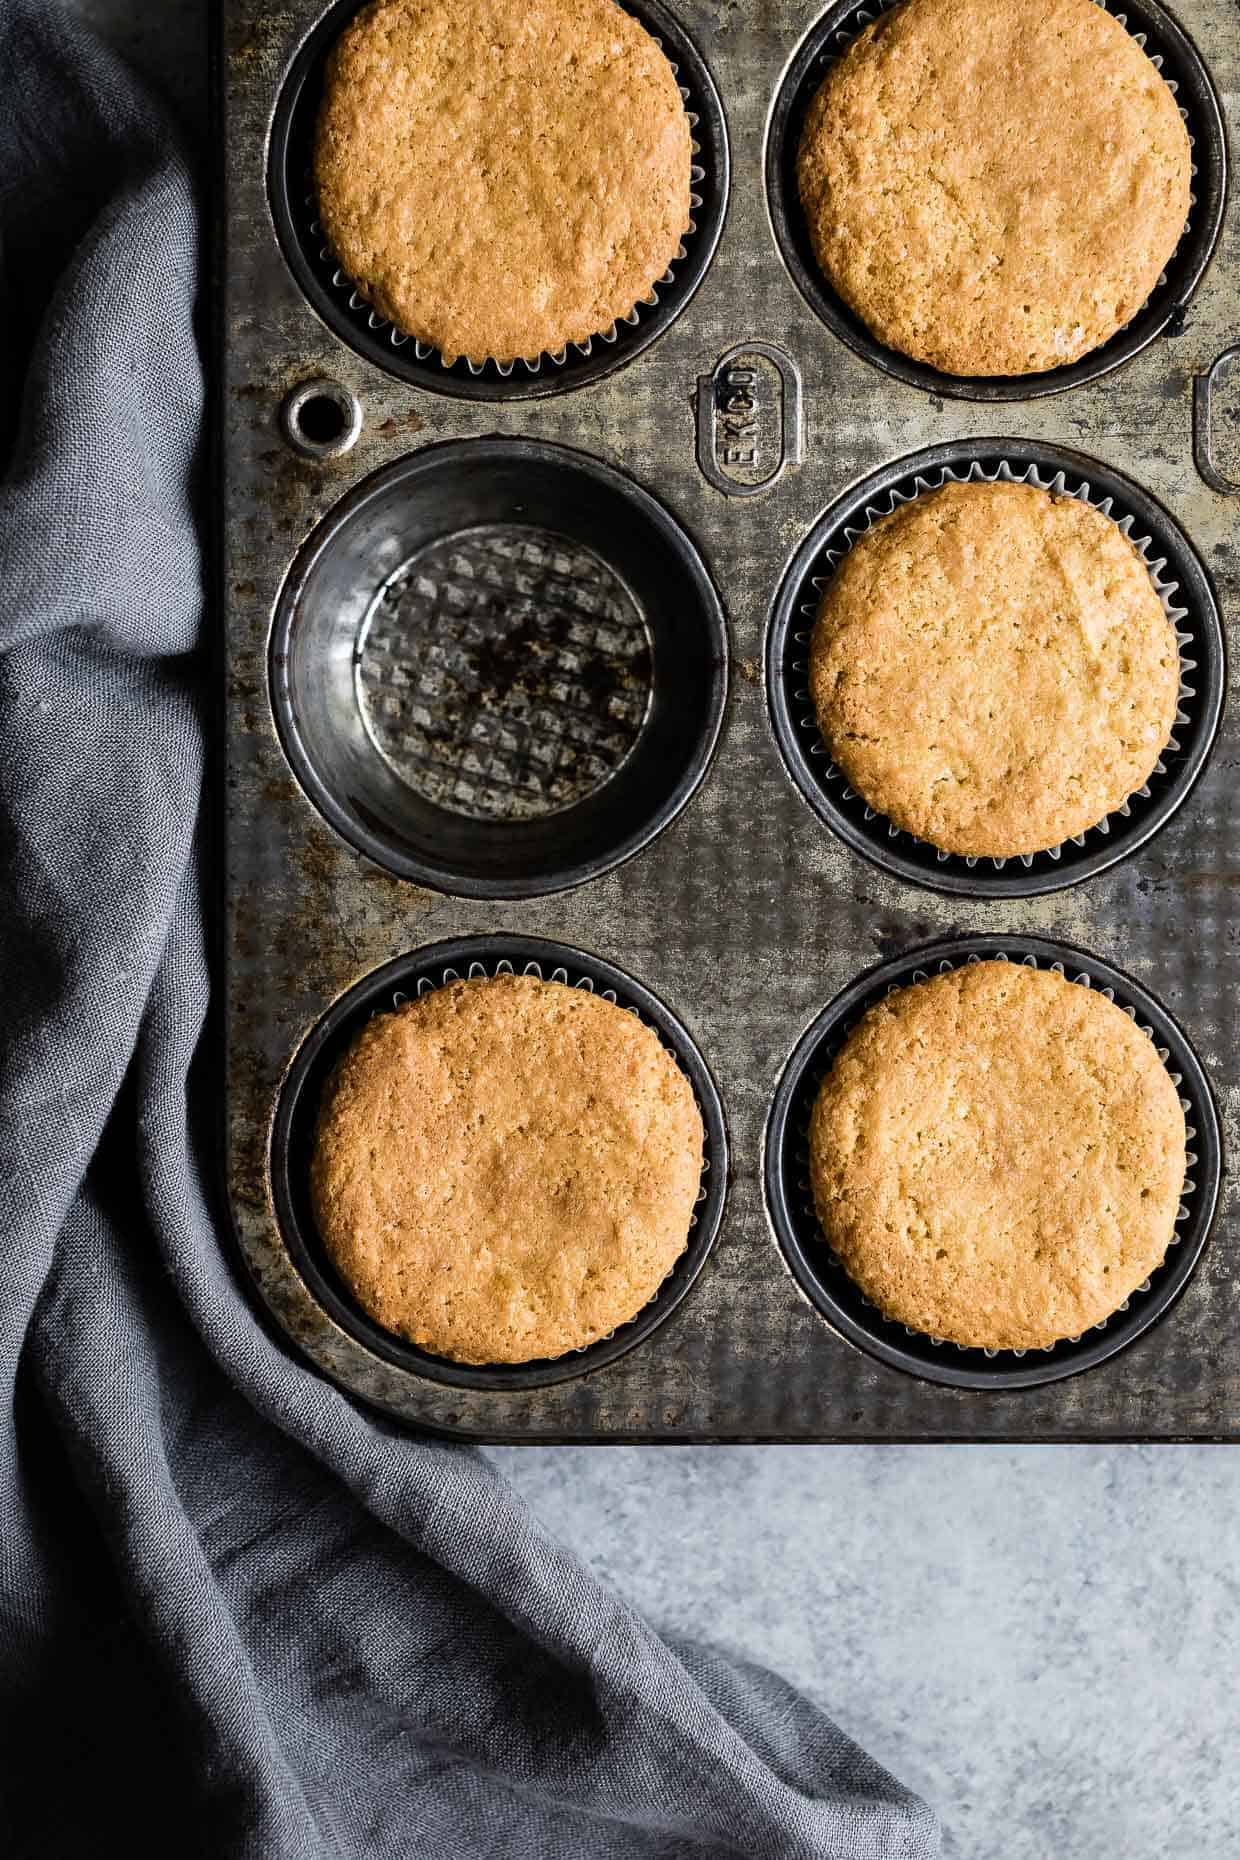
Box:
left=0, top=4, right=939, bottom=1854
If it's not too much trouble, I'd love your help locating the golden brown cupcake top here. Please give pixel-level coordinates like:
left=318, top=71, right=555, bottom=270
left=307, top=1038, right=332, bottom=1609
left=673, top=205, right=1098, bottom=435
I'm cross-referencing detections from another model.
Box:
left=796, top=0, right=1191, bottom=376
left=311, top=973, right=704, bottom=1364
left=313, top=0, right=693, bottom=365
left=809, top=961, right=1187, bottom=1352
left=808, top=480, right=1180, bottom=859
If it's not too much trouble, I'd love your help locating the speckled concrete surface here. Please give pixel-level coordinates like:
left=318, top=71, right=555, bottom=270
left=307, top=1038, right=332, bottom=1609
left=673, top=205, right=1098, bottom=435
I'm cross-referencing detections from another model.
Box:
left=488, top=1445, right=1240, bottom=1858
left=62, top=1, right=1240, bottom=1855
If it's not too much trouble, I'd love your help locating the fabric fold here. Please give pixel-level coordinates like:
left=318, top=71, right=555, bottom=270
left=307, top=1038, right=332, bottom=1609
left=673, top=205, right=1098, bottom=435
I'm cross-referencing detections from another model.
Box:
left=0, top=5, right=939, bottom=1855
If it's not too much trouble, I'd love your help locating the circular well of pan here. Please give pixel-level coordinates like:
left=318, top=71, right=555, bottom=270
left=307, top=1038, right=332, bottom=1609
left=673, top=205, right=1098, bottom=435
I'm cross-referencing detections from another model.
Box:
left=763, top=935, right=1221, bottom=1391
left=766, top=439, right=1226, bottom=898
left=270, top=438, right=728, bottom=898
left=270, top=936, right=730, bottom=1393
left=764, top=0, right=1227, bottom=401
left=267, top=0, right=729, bottom=401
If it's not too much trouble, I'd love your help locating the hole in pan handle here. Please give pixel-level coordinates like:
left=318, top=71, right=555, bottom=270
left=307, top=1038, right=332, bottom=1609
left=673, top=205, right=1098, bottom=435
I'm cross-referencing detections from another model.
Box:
left=280, top=378, right=363, bottom=461
left=1193, top=345, right=1240, bottom=497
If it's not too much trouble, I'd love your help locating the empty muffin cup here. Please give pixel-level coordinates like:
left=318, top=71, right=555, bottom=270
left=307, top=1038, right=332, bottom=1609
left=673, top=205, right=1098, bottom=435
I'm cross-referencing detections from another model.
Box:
left=763, top=935, right=1221, bottom=1391
left=766, top=440, right=1226, bottom=897
left=764, top=0, right=1225, bottom=401
left=270, top=936, right=730, bottom=1392
left=270, top=438, right=728, bottom=897
left=268, top=0, right=729, bottom=400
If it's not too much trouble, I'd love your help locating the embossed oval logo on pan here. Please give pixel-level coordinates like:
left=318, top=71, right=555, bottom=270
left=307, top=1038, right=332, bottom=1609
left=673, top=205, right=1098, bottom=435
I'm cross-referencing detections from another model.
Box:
left=696, top=342, right=803, bottom=497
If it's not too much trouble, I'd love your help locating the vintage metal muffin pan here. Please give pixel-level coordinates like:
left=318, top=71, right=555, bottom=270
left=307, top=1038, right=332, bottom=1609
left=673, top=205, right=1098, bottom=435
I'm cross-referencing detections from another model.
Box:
left=218, top=0, right=1238, bottom=1439
left=268, top=438, right=728, bottom=894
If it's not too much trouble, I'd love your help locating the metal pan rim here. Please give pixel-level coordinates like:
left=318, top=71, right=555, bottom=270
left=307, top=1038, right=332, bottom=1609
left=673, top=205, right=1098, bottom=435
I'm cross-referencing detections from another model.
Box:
left=765, top=437, right=1227, bottom=898
left=762, top=932, right=1222, bottom=1391
left=269, top=935, right=730, bottom=1392
left=763, top=0, right=1229, bottom=402
left=268, top=436, right=729, bottom=899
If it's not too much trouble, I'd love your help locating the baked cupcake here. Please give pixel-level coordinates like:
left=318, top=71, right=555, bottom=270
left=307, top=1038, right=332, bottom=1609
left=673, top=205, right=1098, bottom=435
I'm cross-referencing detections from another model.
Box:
left=313, top=0, right=693, bottom=366
left=311, top=973, right=704, bottom=1363
left=809, top=961, right=1187, bottom=1352
left=808, top=479, right=1179, bottom=859
left=796, top=0, right=1192, bottom=376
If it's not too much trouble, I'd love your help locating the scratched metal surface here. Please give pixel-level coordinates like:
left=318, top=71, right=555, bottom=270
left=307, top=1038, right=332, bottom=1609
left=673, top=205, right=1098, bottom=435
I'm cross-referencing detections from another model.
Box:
left=219, top=0, right=1240, bottom=1439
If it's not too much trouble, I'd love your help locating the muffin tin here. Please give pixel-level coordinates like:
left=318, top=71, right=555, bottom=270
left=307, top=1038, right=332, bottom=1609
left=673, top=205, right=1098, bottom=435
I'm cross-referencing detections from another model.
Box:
left=219, top=0, right=1238, bottom=1439
left=268, top=438, right=728, bottom=894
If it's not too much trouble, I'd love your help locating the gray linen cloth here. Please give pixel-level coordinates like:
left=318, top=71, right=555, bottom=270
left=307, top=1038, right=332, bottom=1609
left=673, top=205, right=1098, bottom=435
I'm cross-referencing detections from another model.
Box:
left=0, top=4, right=940, bottom=1855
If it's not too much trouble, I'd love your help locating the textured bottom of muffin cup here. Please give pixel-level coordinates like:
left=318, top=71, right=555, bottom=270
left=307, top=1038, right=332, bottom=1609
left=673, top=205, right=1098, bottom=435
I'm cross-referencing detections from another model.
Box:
left=270, top=436, right=727, bottom=898
left=763, top=0, right=1226, bottom=400
left=763, top=936, right=1221, bottom=1391
left=767, top=441, right=1226, bottom=898
left=270, top=937, right=729, bottom=1393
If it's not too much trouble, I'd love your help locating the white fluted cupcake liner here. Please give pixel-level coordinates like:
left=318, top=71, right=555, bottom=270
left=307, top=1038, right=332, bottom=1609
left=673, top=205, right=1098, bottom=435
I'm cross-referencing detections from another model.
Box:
left=787, top=455, right=1200, bottom=875
left=279, top=946, right=723, bottom=1380
left=802, top=0, right=1202, bottom=356
left=304, top=54, right=707, bottom=381
left=790, top=948, right=1202, bottom=1363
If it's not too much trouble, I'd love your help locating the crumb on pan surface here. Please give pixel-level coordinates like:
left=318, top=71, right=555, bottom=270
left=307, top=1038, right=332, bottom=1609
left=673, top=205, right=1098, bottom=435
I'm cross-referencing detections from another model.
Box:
left=310, top=973, right=704, bottom=1364
left=808, top=479, right=1180, bottom=859
left=313, top=0, right=693, bottom=365
left=795, top=0, right=1192, bottom=377
left=808, top=961, right=1187, bottom=1352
